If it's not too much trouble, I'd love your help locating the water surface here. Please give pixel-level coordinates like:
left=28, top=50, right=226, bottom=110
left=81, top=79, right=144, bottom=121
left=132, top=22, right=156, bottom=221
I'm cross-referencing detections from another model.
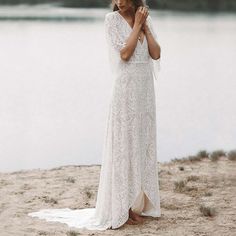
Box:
left=0, top=6, right=235, bottom=172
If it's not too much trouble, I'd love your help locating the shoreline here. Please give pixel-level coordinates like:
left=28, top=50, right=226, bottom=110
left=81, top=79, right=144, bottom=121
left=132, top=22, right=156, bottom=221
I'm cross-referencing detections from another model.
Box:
left=0, top=155, right=235, bottom=235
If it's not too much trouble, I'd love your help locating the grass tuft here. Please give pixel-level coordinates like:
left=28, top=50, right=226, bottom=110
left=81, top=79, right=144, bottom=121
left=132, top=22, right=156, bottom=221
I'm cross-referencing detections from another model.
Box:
left=83, top=187, right=93, bottom=199
left=196, top=150, right=209, bottom=159
left=227, top=150, right=236, bottom=161
left=174, top=180, right=187, bottom=192
left=65, top=177, right=76, bottom=183
left=209, top=149, right=226, bottom=161
left=199, top=204, right=216, bottom=217
left=188, top=155, right=202, bottom=162
left=204, top=191, right=213, bottom=197
left=172, top=150, right=209, bottom=163
left=186, top=175, right=200, bottom=182
left=42, top=196, right=58, bottom=205
left=66, top=231, right=81, bottom=236
left=171, top=157, right=188, bottom=163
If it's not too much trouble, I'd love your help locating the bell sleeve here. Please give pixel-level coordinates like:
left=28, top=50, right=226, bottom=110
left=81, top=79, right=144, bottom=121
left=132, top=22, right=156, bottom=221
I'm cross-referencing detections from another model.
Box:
left=104, top=13, right=127, bottom=52
left=147, top=15, right=161, bottom=81
left=104, top=13, right=127, bottom=76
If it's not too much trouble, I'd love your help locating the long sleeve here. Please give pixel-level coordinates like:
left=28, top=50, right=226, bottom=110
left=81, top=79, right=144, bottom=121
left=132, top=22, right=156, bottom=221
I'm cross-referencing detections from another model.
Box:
left=147, top=15, right=161, bottom=81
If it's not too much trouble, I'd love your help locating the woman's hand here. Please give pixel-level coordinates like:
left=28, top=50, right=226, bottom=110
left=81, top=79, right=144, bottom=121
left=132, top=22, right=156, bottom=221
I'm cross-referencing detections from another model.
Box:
left=134, top=6, right=149, bottom=29
left=142, top=20, right=150, bottom=33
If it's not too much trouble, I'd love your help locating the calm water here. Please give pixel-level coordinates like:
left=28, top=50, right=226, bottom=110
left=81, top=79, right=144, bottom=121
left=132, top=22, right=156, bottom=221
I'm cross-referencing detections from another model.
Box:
left=0, top=6, right=236, bottom=172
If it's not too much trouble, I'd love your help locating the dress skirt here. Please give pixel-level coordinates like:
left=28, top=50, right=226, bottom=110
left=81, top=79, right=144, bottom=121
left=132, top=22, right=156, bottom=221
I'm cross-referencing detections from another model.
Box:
left=94, top=62, right=161, bottom=229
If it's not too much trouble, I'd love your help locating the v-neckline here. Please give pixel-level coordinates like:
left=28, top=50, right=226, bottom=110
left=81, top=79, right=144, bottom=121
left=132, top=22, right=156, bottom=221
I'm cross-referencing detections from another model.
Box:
left=115, top=11, right=146, bottom=46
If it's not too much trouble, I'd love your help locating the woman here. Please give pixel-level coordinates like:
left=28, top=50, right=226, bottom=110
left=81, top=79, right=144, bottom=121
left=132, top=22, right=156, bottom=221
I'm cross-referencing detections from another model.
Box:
left=28, top=0, right=161, bottom=231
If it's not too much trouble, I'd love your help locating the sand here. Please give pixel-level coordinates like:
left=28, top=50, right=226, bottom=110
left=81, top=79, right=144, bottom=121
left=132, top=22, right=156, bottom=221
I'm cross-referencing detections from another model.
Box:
left=0, top=157, right=235, bottom=236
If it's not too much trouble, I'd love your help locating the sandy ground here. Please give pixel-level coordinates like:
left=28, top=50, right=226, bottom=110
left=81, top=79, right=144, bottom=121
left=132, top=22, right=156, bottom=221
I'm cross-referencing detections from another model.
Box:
left=0, top=157, right=235, bottom=236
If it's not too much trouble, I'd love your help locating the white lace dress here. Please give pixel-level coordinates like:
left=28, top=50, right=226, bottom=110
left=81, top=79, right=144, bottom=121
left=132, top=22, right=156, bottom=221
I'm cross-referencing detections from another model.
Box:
left=28, top=11, right=161, bottom=231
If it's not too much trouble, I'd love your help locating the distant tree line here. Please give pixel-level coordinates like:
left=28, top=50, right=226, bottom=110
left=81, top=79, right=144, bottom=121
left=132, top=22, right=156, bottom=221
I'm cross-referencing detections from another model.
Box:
left=0, top=0, right=236, bottom=12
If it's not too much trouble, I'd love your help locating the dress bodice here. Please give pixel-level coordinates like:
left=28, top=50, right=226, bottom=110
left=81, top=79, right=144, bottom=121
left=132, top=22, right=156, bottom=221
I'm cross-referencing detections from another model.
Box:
left=105, top=11, right=150, bottom=64
left=104, top=11, right=161, bottom=80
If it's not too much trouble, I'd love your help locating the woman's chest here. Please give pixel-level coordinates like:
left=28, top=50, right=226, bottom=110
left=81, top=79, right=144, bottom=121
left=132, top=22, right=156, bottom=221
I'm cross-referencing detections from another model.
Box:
left=122, top=28, right=150, bottom=63
left=114, top=13, right=150, bottom=62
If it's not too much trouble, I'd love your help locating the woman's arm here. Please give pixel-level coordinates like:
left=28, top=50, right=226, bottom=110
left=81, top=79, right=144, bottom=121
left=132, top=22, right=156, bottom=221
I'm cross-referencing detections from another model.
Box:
left=143, top=19, right=161, bottom=60
left=120, top=24, right=142, bottom=61
left=120, top=7, right=149, bottom=61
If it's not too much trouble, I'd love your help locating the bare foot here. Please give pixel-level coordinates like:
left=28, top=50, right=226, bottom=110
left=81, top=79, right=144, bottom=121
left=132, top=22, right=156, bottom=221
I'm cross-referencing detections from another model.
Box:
left=125, top=217, right=139, bottom=225
left=129, top=208, right=145, bottom=223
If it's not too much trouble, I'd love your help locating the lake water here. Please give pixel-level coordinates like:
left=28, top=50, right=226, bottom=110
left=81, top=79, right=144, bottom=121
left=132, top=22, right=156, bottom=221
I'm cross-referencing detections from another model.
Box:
left=0, top=6, right=236, bottom=172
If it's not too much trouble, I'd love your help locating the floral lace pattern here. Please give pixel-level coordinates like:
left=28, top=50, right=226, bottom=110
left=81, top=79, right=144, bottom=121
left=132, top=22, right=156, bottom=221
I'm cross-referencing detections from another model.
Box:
left=27, top=11, right=161, bottom=231
left=104, top=11, right=161, bottom=80
left=94, top=11, right=161, bottom=229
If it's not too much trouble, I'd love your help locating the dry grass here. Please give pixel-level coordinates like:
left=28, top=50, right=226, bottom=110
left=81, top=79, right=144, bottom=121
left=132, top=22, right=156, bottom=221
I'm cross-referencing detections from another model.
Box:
left=42, top=196, right=58, bottom=205
left=184, top=186, right=199, bottom=196
left=204, top=191, right=213, bottom=197
left=196, top=150, right=209, bottom=159
left=171, top=149, right=209, bottom=163
left=199, top=204, right=216, bottom=217
left=66, top=231, right=81, bottom=236
left=84, top=187, right=93, bottom=199
left=1, top=153, right=235, bottom=236
left=187, top=155, right=202, bottom=162
left=174, top=179, right=187, bottom=192
left=209, top=149, right=226, bottom=161
left=227, top=150, right=236, bottom=161
left=171, top=149, right=230, bottom=163
left=174, top=175, right=201, bottom=196
left=171, top=157, right=188, bottom=163
left=186, top=175, right=200, bottom=182
left=37, top=231, right=48, bottom=235
left=65, top=177, right=76, bottom=183
left=162, top=203, right=181, bottom=210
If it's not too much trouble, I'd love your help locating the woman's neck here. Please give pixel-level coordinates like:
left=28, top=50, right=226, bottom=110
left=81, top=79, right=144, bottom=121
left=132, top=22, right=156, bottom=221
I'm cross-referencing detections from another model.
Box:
left=119, top=6, right=135, bottom=18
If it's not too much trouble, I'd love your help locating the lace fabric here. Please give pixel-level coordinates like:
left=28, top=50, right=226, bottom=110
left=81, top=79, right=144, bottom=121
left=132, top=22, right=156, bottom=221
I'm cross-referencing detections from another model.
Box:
left=105, top=11, right=161, bottom=81
left=28, top=11, right=161, bottom=230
